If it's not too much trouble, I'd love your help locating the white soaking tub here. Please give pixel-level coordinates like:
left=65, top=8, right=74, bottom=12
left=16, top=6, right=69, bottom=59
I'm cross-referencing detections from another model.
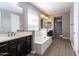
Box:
left=34, top=37, right=52, bottom=55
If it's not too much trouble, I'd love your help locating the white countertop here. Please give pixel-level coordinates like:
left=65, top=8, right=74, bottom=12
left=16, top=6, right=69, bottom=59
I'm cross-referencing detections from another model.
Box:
left=0, top=32, right=32, bottom=43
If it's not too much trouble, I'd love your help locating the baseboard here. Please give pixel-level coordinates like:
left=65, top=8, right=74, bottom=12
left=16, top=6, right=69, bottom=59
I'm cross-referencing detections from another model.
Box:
left=62, top=37, right=70, bottom=39
left=71, top=42, right=78, bottom=56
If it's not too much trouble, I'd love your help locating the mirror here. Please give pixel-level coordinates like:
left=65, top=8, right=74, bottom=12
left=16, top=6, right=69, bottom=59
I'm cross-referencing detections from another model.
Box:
left=0, top=3, right=23, bottom=34
left=40, top=18, right=53, bottom=29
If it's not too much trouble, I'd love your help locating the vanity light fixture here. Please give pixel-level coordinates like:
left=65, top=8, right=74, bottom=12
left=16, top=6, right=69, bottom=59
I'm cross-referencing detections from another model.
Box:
left=40, top=14, right=49, bottom=20
left=40, top=14, right=45, bottom=18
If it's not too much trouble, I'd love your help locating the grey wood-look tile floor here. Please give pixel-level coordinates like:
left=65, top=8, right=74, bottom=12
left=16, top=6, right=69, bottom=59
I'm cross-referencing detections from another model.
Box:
left=46, top=37, right=76, bottom=56
left=28, top=37, right=76, bottom=56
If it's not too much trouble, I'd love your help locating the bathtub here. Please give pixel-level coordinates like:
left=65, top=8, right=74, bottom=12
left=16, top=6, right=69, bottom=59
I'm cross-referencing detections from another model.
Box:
left=34, top=37, right=52, bottom=55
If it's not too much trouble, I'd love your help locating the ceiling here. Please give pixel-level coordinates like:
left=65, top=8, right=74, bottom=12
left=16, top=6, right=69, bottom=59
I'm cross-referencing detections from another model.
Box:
left=30, top=2, right=73, bottom=16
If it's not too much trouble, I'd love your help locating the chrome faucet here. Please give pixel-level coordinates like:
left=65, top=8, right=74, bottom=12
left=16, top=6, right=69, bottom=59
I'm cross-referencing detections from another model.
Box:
left=8, top=32, right=15, bottom=36
left=8, top=32, right=10, bottom=36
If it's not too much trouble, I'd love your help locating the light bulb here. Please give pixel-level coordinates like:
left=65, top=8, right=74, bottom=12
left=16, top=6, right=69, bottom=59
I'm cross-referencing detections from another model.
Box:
left=40, top=14, right=45, bottom=18
left=46, top=17, right=48, bottom=19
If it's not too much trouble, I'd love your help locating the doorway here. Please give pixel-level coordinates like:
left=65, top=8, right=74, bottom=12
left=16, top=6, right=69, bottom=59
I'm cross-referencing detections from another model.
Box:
left=54, top=16, right=62, bottom=37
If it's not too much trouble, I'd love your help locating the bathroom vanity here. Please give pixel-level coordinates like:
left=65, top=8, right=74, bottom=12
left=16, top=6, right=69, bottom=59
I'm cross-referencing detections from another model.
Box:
left=0, top=32, right=32, bottom=56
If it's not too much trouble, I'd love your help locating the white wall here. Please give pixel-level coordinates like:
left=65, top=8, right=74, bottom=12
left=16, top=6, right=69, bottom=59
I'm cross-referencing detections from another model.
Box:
left=70, top=2, right=78, bottom=56
left=73, top=2, right=78, bottom=56
left=70, top=5, right=74, bottom=46
left=0, top=11, right=1, bottom=32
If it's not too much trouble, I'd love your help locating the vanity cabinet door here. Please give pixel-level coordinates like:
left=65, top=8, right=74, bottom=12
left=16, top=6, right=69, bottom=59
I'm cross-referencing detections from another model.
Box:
left=17, top=36, right=32, bottom=55
left=0, top=42, right=9, bottom=56
left=8, top=44, right=17, bottom=56
left=17, top=37, right=25, bottom=56
left=17, top=42, right=25, bottom=56
left=8, top=40, right=17, bottom=56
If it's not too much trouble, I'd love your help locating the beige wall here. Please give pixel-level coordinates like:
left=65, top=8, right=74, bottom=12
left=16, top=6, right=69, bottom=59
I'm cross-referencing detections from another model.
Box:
left=62, top=12, right=70, bottom=37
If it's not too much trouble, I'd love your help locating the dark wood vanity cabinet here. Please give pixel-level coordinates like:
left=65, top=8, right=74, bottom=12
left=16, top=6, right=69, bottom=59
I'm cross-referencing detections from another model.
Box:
left=0, top=35, right=32, bottom=56
left=16, top=37, right=26, bottom=56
